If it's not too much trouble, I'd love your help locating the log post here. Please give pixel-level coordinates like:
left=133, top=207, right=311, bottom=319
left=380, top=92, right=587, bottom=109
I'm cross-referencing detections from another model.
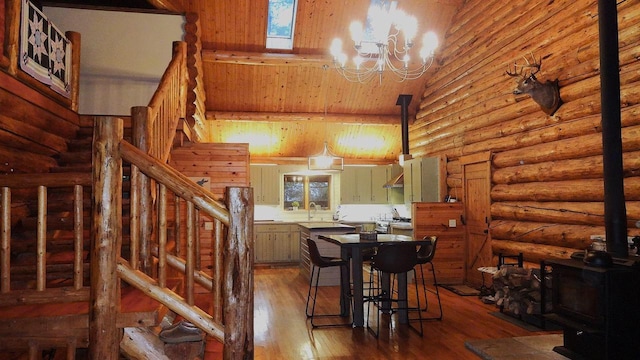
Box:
left=6, top=0, right=20, bottom=76
left=223, top=187, right=253, bottom=360
left=131, top=106, right=154, bottom=274
left=1, top=187, right=10, bottom=293
left=37, top=186, right=46, bottom=291
left=90, top=116, right=123, bottom=359
left=66, top=31, right=81, bottom=113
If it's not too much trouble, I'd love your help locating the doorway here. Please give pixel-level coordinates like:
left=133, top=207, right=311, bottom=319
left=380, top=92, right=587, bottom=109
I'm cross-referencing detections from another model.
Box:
left=461, top=152, right=492, bottom=289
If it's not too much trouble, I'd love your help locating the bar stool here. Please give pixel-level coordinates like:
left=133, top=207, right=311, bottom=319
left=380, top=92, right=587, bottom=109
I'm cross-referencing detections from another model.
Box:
left=366, top=242, right=423, bottom=337
left=416, top=236, right=443, bottom=320
left=305, top=238, right=352, bottom=328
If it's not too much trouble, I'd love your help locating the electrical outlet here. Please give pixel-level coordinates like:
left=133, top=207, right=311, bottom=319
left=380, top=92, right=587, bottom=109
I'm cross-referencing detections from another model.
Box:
left=448, top=219, right=456, bottom=228
left=204, top=222, right=213, bottom=230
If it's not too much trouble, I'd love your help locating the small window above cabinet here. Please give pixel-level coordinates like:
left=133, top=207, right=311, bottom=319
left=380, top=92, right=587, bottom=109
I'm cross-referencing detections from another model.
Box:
left=250, top=165, right=280, bottom=205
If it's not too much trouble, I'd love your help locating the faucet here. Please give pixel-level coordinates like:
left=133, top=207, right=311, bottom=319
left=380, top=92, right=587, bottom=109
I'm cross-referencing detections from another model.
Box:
left=308, top=202, right=317, bottom=221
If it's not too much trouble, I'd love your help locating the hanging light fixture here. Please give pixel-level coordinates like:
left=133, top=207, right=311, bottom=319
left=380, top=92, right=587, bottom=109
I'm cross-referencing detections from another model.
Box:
left=308, top=141, right=344, bottom=171
left=329, top=0, right=438, bottom=84
left=309, top=65, right=344, bottom=171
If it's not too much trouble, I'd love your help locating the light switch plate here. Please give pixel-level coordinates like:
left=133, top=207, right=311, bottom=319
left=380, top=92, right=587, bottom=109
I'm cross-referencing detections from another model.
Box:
left=448, top=219, right=456, bottom=228
left=204, top=222, right=213, bottom=230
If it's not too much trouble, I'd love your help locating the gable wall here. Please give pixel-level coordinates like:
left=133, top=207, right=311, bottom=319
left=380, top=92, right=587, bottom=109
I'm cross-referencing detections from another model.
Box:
left=412, top=0, right=640, bottom=265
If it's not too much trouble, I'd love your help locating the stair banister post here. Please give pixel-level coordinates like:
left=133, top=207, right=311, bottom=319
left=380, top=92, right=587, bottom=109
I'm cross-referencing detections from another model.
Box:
left=90, top=116, right=123, bottom=359
left=223, top=187, right=254, bottom=359
left=131, top=106, right=154, bottom=274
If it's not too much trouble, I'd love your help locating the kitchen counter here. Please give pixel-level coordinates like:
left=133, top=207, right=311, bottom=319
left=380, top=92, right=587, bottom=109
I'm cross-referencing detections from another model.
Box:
left=299, top=222, right=356, bottom=286
left=298, top=222, right=355, bottom=230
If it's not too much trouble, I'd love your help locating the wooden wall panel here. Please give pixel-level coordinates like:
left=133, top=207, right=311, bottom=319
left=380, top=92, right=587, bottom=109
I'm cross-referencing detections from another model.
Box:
left=169, top=142, right=250, bottom=286
left=410, top=0, right=640, bottom=266
left=412, top=202, right=465, bottom=284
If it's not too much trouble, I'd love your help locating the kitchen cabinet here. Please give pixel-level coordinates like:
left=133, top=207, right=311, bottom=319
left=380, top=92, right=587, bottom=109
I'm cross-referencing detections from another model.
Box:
left=341, top=165, right=395, bottom=204
left=370, top=166, right=390, bottom=203
left=254, top=223, right=300, bottom=263
left=403, top=157, right=442, bottom=205
left=251, top=165, right=280, bottom=205
left=340, top=166, right=372, bottom=203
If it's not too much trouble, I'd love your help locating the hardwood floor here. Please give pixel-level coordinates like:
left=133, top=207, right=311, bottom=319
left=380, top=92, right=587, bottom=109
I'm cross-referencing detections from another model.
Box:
left=204, top=266, right=557, bottom=360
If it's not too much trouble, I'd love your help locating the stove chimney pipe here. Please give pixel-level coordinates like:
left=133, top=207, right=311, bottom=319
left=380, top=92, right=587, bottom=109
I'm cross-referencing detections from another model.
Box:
left=396, top=94, right=412, bottom=156
left=598, top=0, right=628, bottom=257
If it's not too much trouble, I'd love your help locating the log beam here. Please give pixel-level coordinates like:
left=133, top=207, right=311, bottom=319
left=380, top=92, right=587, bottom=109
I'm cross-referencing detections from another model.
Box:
left=202, top=50, right=329, bottom=68
left=206, top=111, right=398, bottom=124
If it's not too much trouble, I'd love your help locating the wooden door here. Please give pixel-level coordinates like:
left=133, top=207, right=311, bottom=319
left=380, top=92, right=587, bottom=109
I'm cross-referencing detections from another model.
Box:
left=461, top=152, right=492, bottom=288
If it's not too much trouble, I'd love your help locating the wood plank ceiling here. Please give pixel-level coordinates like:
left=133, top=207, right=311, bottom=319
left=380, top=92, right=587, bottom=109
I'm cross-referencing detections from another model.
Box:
left=44, top=0, right=463, bottom=164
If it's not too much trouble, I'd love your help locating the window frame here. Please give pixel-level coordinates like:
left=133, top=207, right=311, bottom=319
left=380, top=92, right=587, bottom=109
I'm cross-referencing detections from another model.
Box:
left=283, top=173, right=331, bottom=210
left=266, top=0, right=298, bottom=50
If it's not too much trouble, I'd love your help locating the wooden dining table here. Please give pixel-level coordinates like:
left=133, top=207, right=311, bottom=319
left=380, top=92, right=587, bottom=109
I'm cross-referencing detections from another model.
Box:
left=317, top=233, right=431, bottom=327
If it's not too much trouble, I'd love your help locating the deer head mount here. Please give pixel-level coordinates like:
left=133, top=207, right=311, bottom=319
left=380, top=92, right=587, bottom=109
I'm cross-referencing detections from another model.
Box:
left=506, top=54, right=562, bottom=116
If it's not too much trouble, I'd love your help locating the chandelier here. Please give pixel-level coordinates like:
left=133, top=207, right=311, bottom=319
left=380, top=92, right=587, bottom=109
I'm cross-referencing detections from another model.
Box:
left=329, top=0, right=438, bottom=83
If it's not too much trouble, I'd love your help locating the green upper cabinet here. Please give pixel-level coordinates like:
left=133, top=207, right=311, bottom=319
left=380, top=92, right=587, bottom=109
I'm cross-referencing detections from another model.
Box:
left=250, top=165, right=280, bottom=205
left=403, top=157, right=442, bottom=205
left=341, top=165, right=398, bottom=204
left=370, top=166, right=390, bottom=204
left=340, top=166, right=372, bottom=204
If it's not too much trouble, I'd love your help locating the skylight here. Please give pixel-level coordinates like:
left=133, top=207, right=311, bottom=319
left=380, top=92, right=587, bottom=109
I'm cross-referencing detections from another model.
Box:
left=266, top=0, right=298, bottom=50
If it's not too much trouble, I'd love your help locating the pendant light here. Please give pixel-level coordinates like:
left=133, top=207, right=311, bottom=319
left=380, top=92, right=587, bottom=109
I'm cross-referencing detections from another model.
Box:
left=308, top=65, right=344, bottom=171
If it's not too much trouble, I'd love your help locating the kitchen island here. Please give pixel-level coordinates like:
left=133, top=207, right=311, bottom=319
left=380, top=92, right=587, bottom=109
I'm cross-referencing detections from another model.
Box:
left=299, top=222, right=355, bottom=286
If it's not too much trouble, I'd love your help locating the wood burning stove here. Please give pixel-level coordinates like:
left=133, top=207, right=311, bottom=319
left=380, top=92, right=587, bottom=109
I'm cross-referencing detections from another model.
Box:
left=545, top=253, right=640, bottom=359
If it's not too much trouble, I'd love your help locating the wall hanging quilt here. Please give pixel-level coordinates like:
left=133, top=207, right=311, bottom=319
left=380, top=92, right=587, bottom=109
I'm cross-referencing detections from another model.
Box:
left=20, top=0, right=71, bottom=98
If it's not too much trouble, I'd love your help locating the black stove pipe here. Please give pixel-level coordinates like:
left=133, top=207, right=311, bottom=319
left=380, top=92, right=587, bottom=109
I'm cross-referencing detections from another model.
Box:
left=396, top=94, right=413, bottom=155
left=598, top=0, right=628, bottom=257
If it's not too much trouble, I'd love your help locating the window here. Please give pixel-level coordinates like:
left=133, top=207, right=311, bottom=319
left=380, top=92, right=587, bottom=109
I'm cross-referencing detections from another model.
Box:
left=283, top=174, right=331, bottom=210
left=266, top=0, right=298, bottom=50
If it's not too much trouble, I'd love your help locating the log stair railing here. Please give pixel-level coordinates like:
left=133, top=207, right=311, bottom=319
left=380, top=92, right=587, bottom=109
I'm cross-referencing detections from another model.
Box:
left=94, top=116, right=253, bottom=358
left=0, top=33, right=253, bottom=357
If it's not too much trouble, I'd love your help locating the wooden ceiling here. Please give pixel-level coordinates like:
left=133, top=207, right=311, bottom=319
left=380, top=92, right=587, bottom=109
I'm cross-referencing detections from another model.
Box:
left=46, top=0, right=464, bottom=164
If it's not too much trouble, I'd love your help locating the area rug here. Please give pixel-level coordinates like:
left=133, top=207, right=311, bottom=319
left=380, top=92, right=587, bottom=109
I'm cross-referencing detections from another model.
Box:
left=440, top=284, right=481, bottom=296
left=465, top=334, right=566, bottom=360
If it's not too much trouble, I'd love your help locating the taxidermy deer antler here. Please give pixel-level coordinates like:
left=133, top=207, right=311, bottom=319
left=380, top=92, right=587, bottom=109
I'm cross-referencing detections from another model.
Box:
left=506, top=53, right=562, bottom=116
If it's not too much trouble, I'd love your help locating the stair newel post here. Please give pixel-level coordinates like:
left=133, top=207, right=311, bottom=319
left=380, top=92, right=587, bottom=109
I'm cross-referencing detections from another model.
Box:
left=131, top=106, right=154, bottom=275
left=66, top=31, right=81, bottom=113
left=91, top=116, right=123, bottom=359
left=223, top=187, right=254, bottom=360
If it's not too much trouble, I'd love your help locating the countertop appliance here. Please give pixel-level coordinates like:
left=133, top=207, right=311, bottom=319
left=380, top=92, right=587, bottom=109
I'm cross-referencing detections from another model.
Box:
left=375, top=217, right=411, bottom=234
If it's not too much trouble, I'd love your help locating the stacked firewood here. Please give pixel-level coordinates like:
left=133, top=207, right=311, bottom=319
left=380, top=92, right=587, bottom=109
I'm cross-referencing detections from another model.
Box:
left=492, top=266, right=551, bottom=316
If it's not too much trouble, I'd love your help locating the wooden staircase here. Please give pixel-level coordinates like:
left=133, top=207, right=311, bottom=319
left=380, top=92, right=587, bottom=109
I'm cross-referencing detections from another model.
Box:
left=0, top=116, right=167, bottom=358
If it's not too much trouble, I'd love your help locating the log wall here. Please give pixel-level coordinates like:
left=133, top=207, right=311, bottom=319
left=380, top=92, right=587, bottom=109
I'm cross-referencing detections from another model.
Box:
left=1, top=0, right=80, bottom=175
left=411, top=0, right=640, bottom=265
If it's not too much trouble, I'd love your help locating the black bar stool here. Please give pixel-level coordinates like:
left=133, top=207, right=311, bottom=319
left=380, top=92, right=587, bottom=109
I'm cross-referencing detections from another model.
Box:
left=416, top=236, right=443, bottom=320
left=305, top=238, right=352, bottom=328
left=366, top=242, right=423, bottom=337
